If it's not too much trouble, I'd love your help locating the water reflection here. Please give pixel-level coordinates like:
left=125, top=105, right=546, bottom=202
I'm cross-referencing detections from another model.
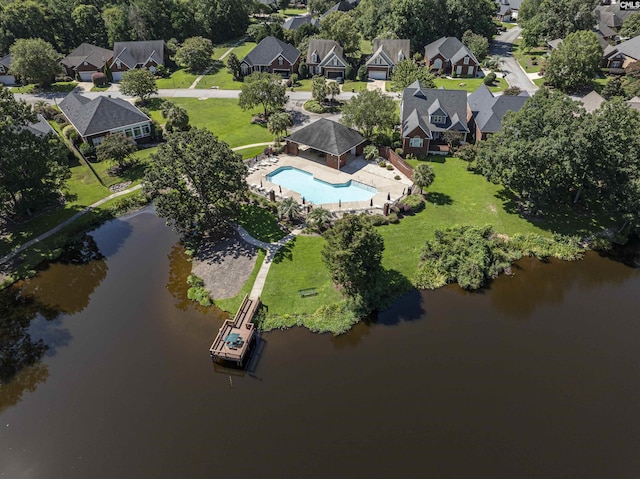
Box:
left=19, top=235, right=108, bottom=315
left=0, top=362, right=49, bottom=415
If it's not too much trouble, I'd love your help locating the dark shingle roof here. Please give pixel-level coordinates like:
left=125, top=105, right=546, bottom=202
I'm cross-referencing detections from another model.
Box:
left=23, top=114, right=56, bottom=137
left=286, top=118, right=365, bottom=156
left=401, top=81, right=469, bottom=137
left=0, top=54, right=11, bottom=70
left=283, top=15, right=319, bottom=31
left=242, top=36, right=300, bottom=67
left=425, top=37, right=478, bottom=65
left=607, top=34, right=640, bottom=62
left=112, top=41, right=165, bottom=69
left=62, top=43, right=112, bottom=70
left=367, top=39, right=411, bottom=67
left=322, top=1, right=357, bottom=17
left=468, top=84, right=529, bottom=134
left=59, top=93, right=149, bottom=137
left=595, top=4, right=634, bottom=28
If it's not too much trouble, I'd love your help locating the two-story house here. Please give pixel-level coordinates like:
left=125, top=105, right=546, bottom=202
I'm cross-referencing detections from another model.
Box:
left=466, top=84, right=529, bottom=141
left=425, top=37, right=479, bottom=77
left=365, top=39, right=411, bottom=80
left=61, top=43, right=113, bottom=82
left=400, top=81, right=469, bottom=155
left=240, top=36, right=301, bottom=77
left=109, top=40, right=166, bottom=81
left=307, top=39, right=347, bottom=79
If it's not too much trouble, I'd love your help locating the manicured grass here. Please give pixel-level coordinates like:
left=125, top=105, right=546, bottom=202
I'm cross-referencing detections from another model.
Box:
left=10, top=81, right=78, bottom=93
left=195, top=63, right=239, bottom=90
left=292, top=78, right=313, bottom=91
left=433, top=76, right=508, bottom=93
left=500, top=21, right=517, bottom=29
left=236, top=204, right=286, bottom=243
left=343, top=80, right=369, bottom=92
left=91, top=85, right=110, bottom=92
left=214, top=249, right=265, bottom=313
left=512, top=43, right=547, bottom=73
left=156, top=69, right=199, bottom=89
left=533, top=77, right=545, bottom=87
left=360, top=37, right=373, bottom=55
left=235, top=145, right=269, bottom=159
left=261, top=235, right=343, bottom=316
left=262, top=156, right=611, bottom=317
left=283, top=7, right=308, bottom=16
left=147, top=98, right=272, bottom=147
left=593, top=76, right=611, bottom=92
left=229, top=41, right=257, bottom=62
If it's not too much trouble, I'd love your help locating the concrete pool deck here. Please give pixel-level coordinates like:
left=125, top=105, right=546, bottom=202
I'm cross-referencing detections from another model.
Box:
left=246, top=154, right=413, bottom=212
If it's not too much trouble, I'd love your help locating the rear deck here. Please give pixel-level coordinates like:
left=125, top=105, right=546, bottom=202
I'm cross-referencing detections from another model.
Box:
left=209, top=295, right=259, bottom=367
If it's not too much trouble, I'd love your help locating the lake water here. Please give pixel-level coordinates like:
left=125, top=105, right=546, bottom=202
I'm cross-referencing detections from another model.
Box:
left=1, top=210, right=639, bottom=479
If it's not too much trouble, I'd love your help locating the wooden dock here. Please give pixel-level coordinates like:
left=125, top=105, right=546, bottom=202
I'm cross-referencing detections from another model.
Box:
left=209, top=295, right=259, bottom=367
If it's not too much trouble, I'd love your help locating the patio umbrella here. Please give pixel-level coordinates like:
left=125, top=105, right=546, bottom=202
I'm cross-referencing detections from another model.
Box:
left=260, top=179, right=263, bottom=187
left=279, top=185, right=282, bottom=193
left=370, top=198, right=373, bottom=207
left=387, top=193, right=391, bottom=201
left=402, top=187, right=406, bottom=195
left=302, top=197, right=305, bottom=205
left=339, top=199, right=341, bottom=208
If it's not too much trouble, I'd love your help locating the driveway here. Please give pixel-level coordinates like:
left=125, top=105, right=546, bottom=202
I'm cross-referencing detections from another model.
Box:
left=490, top=26, right=538, bottom=94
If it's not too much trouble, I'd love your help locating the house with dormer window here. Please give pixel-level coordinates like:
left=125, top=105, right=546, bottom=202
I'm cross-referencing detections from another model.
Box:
left=400, top=81, right=469, bottom=154
left=109, top=40, right=166, bottom=81
left=0, top=54, right=15, bottom=85
left=365, top=39, right=411, bottom=80
left=425, top=37, right=479, bottom=77
left=306, top=39, right=347, bottom=79
left=240, top=36, right=301, bottom=78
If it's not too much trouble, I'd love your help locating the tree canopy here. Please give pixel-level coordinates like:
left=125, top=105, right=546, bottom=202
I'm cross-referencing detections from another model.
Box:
left=390, top=60, right=435, bottom=91
left=322, top=214, right=385, bottom=312
left=341, top=89, right=397, bottom=138
left=174, top=36, right=214, bottom=72
left=620, top=13, right=640, bottom=39
left=9, top=38, right=61, bottom=85
left=119, top=68, right=158, bottom=102
left=543, top=30, right=602, bottom=92
left=96, top=133, right=137, bottom=166
left=319, top=11, right=360, bottom=56
left=0, top=87, right=70, bottom=219
left=238, top=72, right=287, bottom=117
left=144, top=127, right=247, bottom=235
left=462, top=30, right=489, bottom=62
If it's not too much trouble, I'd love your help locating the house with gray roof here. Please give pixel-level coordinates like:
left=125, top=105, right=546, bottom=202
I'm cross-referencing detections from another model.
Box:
left=285, top=118, right=366, bottom=170
left=595, top=3, right=634, bottom=29
left=59, top=93, right=151, bottom=146
left=283, top=15, right=319, bottom=31
left=365, top=39, right=411, bottom=80
left=240, top=36, right=301, bottom=77
left=62, top=43, right=113, bottom=82
left=321, top=0, right=358, bottom=18
left=603, top=34, right=640, bottom=70
left=0, top=54, right=15, bottom=85
left=109, top=40, right=165, bottom=82
left=425, top=37, right=479, bottom=77
left=307, top=39, right=347, bottom=79
left=400, top=80, right=469, bottom=155
left=467, top=84, right=529, bottom=140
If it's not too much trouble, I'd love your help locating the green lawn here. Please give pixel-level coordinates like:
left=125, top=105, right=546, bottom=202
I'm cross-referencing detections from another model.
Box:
left=236, top=204, right=286, bottom=243
left=197, top=41, right=257, bottom=89
left=512, top=42, right=547, bottom=73
left=235, top=145, right=269, bottom=159
left=10, top=81, right=78, bottom=93
left=283, top=7, right=308, bottom=16
left=360, top=36, right=373, bottom=55
left=89, top=147, right=155, bottom=188
left=433, top=76, right=508, bottom=93
left=156, top=69, right=199, bottom=89
left=262, top=156, right=611, bottom=317
left=533, top=77, right=545, bottom=87
left=90, top=85, right=110, bottom=92
left=500, top=21, right=518, bottom=30
left=147, top=98, right=272, bottom=147
left=343, top=80, right=369, bottom=92
left=228, top=41, right=257, bottom=62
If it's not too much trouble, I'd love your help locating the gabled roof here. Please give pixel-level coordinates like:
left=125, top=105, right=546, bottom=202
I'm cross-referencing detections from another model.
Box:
left=627, top=96, right=640, bottom=111
left=22, top=114, right=56, bottom=137
left=62, top=43, right=112, bottom=71
left=401, top=81, right=469, bottom=137
left=307, top=39, right=345, bottom=66
left=595, top=4, right=633, bottom=28
left=59, top=93, right=150, bottom=137
left=242, top=36, right=301, bottom=67
left=595, top=21, right=617, bottom=39
left=606, top=34, right=640, bottom=62
left=322, top=1, right=357, bottom=17
left=547, top=38, right=563, bottom=50
left=578, top=90, right=605, bottom=113
left=507, top=0, right=522, bottom=8
left=425, top=37, right=478, bottom=65
left=367, top=39, right=410, bottom=67
left=283, top=15, right=319, bottom=31
left=112, top=40, right=165, bottom=69
left=286, top=118, right=365, bottom=156
left=468, top=83, right=529, bottom=134
left=498, top=4, right=512, bottom=15
left=0, top=54, right=11, bottom=70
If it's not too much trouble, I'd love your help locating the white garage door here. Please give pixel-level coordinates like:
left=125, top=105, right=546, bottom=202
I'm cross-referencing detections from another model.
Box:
left=79, top=71, right=94, bottom=82
left=368, top=70, right=387, bottom=80
left=112, top=72, right=124, bottom=82
left=0, top=75, right=16, bottom=85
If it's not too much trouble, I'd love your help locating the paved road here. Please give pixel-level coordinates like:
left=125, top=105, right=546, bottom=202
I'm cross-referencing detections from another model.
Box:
left=490, top=26, right=538, bottom=94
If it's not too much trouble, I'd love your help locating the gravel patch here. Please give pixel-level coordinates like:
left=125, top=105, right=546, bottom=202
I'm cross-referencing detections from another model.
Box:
left=191, top=230, right=259, bottom=300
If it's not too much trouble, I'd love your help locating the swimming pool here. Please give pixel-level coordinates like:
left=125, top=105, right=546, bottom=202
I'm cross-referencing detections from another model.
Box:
left=266, top=166, right=377, bottom=205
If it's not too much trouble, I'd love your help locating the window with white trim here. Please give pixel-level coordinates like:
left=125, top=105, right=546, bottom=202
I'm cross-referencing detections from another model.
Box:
left=433, top=58, right=442, bottom=69
left=431, top=115, right=445, bottom=124
left=409, top=137, right=423, bottom=148
left=278, top=57, right=283, bottom=65
left=241, top=63, right=248, bottom=75
left=375, top=57, right=382, bottom=65
left=463, top=56, right=469, bottom=65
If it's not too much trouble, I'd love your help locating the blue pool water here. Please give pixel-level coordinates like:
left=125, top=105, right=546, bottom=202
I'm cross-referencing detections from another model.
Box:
left=266, top=166, right=377, bottom=205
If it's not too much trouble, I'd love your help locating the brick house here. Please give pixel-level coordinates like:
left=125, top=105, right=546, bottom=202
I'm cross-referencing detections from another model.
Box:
left=109, top=40, right=166, bottom=82
left=61, top=43, right=113, bottom=82
left=424, top=37, right=479, bottom=77
left=240, top=36, right=301, bottom=77
left=365, top=39, right=411, bottom=80
left=466, top=83, right=529, bottom=141
left=307, top=39, right=347, bottom=79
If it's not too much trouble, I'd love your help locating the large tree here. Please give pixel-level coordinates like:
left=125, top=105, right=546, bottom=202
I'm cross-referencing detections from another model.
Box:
left=267, top=111, right=293, bottom=140
left=96, top=133, right=137, bottom=167
left=319, top=11, right=361, bottom=56
left=119, top=68, right=158, bottom=102
left=341, top=89, right=397, bottom=138
left=322, top=214, right=385, bottom=311
left=390, top=59, right=435, bottom=91
left=238, top=72, right=287, bottom=117
left=413, top=163, right=435, bottom=194
left=308, top=0, right=334, bottom=16
left=144, top=128, right=247, bottom=235
left=174, top=36, right=214, bottom=72
left=0, top=88, right=70, bottom=219
left=620, top=13, right=640, bottom=39
left=72, top=4, right=107, bottom=47
left=520, top=0, right=598, bottom=48
left=544, top=30, right=602, bottom=92
left=9, top=38, right=62, bottom=85
left=462, top=30, right=489, bottom=62
left=0, top=1, right=51, bottom=54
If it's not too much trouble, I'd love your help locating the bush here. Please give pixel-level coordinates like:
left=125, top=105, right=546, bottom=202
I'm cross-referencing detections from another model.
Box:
left=386, top=164, right=393, bottom=170
left=399, top=194, right=425, bottom=213
left=394, top=175, right=401, bottom=180
left=345, top=64, right=355, bottom=81
left=155, top=64, right=170, bottom=78
left=483, top=72, right=497, bottom=85
left=78, top=142, right=95, bottom=158
left=395, top=148, right=403, bottom=156
left=186, top=274, right=212, bottom=307
left=291, top=73, right=299, bottom=85
left=62, top=124, right=76, bottom=139
left=304, top=100, right=326, bottom=113
left=357, top=65, right=368, bottom=82
left=91, top=72, right=108, bottom=86
left=378, top=160, right=386, bottom=167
